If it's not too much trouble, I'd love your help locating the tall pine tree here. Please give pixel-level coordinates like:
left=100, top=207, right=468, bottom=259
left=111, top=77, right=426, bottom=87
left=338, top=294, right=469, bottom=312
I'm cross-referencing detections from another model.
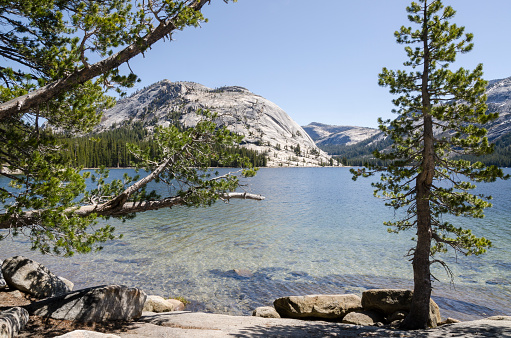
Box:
left=352, top=0, right=508, bottom=329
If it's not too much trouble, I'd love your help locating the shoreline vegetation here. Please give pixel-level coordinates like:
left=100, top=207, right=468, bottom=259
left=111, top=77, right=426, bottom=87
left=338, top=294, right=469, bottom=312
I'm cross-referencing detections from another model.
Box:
left=3, top=165, right=510, bottom=178
left=56, top=123, right=268, bottom=169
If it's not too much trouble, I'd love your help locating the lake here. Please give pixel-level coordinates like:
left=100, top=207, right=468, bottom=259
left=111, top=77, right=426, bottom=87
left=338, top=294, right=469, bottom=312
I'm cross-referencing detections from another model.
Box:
left=1, top=167, right=510, bottom=321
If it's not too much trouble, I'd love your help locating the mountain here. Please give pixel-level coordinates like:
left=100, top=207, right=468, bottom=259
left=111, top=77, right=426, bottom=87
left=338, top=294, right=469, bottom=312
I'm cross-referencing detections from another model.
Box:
left=302, top=122, right=380, bottom=146
left=96, top=80, right=332, bottom=167
left=310, top=76, right=511, bottom=167
left=485, top=76, right=511, bottom=140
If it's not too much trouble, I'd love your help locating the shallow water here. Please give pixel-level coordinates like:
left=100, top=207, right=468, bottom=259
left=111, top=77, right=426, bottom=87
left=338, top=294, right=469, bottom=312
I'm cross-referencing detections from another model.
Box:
left=1, top=167, right=510, bottom=320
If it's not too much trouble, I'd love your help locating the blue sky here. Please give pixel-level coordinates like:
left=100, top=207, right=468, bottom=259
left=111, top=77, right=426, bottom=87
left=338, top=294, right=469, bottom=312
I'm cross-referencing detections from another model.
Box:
left=125, top=0, right=511, bottom=128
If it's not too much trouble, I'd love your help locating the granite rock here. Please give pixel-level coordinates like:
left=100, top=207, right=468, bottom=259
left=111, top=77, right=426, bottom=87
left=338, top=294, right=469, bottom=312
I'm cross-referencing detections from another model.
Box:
left=252, top=306, right=281, bottom=318
left=143, top=295, right=184, bottom=313
left=1, top=256, right=71, bottom=298
left=0, top=307, right=29, bottom=338
left=342, top=310, right=386, bottom=326
left=55, top=330, right=120, bottom=337
left=25, top=285, right=147, bottom=322
left=274, top=294, right=362, bottom=320
left=95, top=81, right=332, bottom=167
left=361, top=289, right=441, bottom=328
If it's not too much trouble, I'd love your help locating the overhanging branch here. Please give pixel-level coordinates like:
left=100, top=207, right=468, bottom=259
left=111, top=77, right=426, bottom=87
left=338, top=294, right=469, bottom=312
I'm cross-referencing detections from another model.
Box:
left=0, top=0, right=212, bottom=121
left=0, top=192, right=264, bottom=230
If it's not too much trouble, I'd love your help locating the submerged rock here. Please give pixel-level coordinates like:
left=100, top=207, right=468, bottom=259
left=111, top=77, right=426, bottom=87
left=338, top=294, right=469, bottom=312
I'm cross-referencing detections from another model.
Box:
left=233, top=269, right=253, bottom=278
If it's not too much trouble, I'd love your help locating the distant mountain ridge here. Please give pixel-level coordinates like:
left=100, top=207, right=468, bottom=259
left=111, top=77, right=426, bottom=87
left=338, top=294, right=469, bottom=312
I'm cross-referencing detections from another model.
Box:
left=484, top=76, right=511, bottom=140
left=302, top=122, right=380, bottom=146
left=308, top=76, right=511, bottom=166
left=97, top=80, right=332, bottom=167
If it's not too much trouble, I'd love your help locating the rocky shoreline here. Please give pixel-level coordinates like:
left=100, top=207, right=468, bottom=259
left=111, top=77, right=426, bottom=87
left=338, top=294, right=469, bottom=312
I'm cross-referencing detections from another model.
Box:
left=1, top=256, right=510, bottom=337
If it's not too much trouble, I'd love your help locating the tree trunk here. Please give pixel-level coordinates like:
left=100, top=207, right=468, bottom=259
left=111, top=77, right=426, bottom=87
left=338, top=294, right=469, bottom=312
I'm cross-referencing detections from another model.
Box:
left=402, top=112, right=435, bottom=329
left=402, top=1, right=434, bottom=329
left=402, top=168, right=433, bottom=329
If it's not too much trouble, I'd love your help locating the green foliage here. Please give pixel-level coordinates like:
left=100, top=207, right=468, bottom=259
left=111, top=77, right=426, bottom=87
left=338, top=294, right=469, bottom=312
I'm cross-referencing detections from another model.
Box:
left=353, top=0, right=508, bottom=259
left=57, top=122, right=267, bottom=168
left=455, top=132, right=511, bottom=167
left=351, top=0, right=509, bottom=328
left=127, top=110, right=258, bottom=208
left=293, top=143, right=301, bottom=156
left=0, top=0, right=251, bottom=256
left=0, top=120, right=116, bottom=256
left=58, top=122, right=150, bottom=168
left=1, top=110, right=257, bottom=256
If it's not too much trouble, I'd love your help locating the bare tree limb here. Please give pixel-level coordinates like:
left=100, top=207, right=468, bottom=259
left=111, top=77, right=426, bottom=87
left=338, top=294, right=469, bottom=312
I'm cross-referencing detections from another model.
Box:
left=0, top=191, right=264, bottom=229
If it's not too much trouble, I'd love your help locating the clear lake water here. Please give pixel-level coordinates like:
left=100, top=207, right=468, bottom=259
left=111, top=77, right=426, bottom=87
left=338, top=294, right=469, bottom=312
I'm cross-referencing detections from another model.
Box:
left=1, top=167, right=510, bottom=321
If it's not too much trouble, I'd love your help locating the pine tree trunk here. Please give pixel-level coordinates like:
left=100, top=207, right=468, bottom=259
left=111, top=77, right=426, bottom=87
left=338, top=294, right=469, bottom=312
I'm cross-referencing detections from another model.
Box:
left=402, top=112, right=435, bottom=329
left=403, top=2, right=434, bottom=328
left=402, top=170, right=433, bottom=329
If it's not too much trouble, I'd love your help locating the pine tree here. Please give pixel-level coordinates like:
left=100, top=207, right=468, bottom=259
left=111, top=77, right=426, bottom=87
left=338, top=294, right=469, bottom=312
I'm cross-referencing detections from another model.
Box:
left=0, top=1, right=260, bottom=257
left=352, top=0, right=509, bottom=329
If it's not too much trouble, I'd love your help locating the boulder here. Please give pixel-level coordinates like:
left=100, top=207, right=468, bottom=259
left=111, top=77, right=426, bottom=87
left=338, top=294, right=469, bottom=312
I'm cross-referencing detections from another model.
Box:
left=273, top=294, right=362, bottom=320
left=0, top=307, right=29, bottom=338
left=1, top=256, right=71, bottom=298
left=25, top=285, right=147, bottom=322
left=55, top=330, right=120, bottom=337
left=361, top=289, right=412, bottom=315
left=252, top=306, right=281, bottom=318
left=387, top=310, right=408, bottom=323
left=429, top=299, right=441, bottom=327
left=342, top=310, right=385, bottom=326
left=361, top=289, right=441, bottom=327
left=0, top=260, right=6, bottom=290
left=143, top=295, right=184, bottom=313
left=439, top=317, right=461, bottom=325
left=59, top=276, right=74, bottom=291
left=166, top=299, right=185, bottom=312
